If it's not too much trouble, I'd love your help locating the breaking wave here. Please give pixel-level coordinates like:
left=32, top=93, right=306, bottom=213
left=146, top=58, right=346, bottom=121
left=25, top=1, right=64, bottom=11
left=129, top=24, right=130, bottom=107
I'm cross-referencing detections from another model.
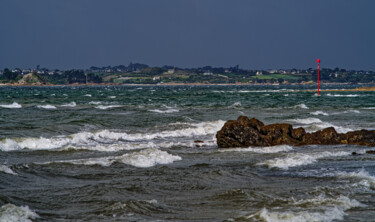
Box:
left=310, top=111, right=329, bottom=116
left=0, top=204, right=39, bottom=222
left=0, top=102, right=22, bottom=109
left=288, top=118, right=354, bottom=133
left=338, top=168, right=375, bottom=189
left=149, top=106, right=179, bottom=113
left=258, top=151, right=351, bottom=170
left=219, top=145, right=293, bottom=153
left=43, top=148, right=182, bottom=168
left=61, top=102, right=76, bottom=107
left=326, top=93, right=361, bottom=97
left=95, top=105, right=123, bottom=110
left=37, top=105, right=57, bottom=110
left=0, top=165, right=17, bottom=175
left=0, top=120, right=225, bottom=152
left=293, top=104, right=309, bottom=109
left=246, top=195, right=362, bottom=222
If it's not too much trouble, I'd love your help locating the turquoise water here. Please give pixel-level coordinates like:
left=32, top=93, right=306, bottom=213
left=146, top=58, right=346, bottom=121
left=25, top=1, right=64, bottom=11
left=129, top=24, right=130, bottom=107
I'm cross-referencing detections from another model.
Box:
left=1, top=85, right=375, bottom=221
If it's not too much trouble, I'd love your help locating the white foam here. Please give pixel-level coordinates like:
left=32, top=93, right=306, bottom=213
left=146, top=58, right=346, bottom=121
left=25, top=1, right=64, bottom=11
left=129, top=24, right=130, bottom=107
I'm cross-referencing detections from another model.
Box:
left=288, top=118, right=354, bottom=133
left=61, top=102, right=76, bottom=107
left=294, top=104, right=309, bottom=109
left=84, top=94, right=92, bottom=97
left=0, top=120, right=224, bottom=151
left=0, top=139, right=21, bottom=151
left=89, top=101, right=102, bottom=105
left=289, top=117, right=322, bottom=124
left=118, top=148, right=182, bottom=168
left=338, top=168, right=375, bottom=189
left=258, top=151, right=351, bottom=170
left=149, top=108, right=179, bottom=113
left=327, top=93, right=361, bottom=97
left=17, top=137, right=71, bottom=150
left=310, top=111, right=329, bottom=116
left=0, top=204, right=39, bottom=222
left=219, top=145, right=293, bottom=153
left=48, top=148, right=181, bottom=168
left=37, top=105, right=57, bottom=110
left=230, top=102, right=242, bottom=108
left=0, top=165, right=17, bottom=175
left=95, top=105, right=123, bottom=110
left=246, top=195, right=362, bottom=222
left=108, top=96, right=116, bottom=99
left=0, top=102, right=22, bottom=109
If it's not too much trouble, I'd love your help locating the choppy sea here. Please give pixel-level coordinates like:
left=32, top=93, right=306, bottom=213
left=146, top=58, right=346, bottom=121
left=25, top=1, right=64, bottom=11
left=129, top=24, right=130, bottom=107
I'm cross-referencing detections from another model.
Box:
left=1, top=85, right=375, bottom=221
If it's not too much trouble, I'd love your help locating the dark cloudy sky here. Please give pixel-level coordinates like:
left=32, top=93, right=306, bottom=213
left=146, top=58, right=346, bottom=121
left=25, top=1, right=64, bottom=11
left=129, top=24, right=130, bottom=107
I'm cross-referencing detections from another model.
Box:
left=0, top=0, right=374, bottom=70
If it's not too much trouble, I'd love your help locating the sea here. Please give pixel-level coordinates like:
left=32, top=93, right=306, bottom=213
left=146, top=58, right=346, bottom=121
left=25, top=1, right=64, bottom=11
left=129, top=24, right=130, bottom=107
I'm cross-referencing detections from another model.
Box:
left=1, top=84, right=375, bottom=222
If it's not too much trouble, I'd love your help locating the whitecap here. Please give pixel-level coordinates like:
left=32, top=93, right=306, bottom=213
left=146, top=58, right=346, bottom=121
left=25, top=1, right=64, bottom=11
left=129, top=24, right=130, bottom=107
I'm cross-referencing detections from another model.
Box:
left=0, top=204, right=39, bottom=222
left=108, top=96, right=116, bottom=99
left=293, top=103, right=309, bottom=109
left=326, top=93, right=361, bottom=97
left=89, top=101, right=102, bottom=105
left=95, top=105, right=123, bottom=110
left=46, top=148, right=182, bottom=168
left=84, top=94, right=92, bottom=97
left=230, top=102, right=242, bottom=108
left=289, top=117, right=322, bottom=124
left=37, top=105, right=57, bottom=110
left=258, top=151, right=351, bottom=170
left=0, top=165, right=17, bottom=175
left=310, top=111, right=329, bottom=116
left=0, top=102, right=22, bottom=109
left=149, top=108, right=179, bottom=113
left=219, top=145, right=293, bottom=153
left=245, top=195, right=362, bottom=222
left=61, top=102, right=76, bottom=107
left=0, top=120, right=225, bottom=152
left=338, top=168, right=375, bottom=189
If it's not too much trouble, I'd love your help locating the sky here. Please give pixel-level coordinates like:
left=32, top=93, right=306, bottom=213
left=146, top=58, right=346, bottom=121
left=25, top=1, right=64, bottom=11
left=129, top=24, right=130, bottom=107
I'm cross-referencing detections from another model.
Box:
left=0, top=0, right=374, bottom=70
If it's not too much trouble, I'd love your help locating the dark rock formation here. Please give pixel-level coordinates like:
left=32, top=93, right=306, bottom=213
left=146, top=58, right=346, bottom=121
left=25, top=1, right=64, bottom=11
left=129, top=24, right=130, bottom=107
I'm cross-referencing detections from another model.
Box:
left=216, top=116, right=375, bottom=148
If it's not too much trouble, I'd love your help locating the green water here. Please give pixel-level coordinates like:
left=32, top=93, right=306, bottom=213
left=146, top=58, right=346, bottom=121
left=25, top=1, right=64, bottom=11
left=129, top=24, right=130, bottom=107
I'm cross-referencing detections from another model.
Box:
left=1, top=85, right=375, bottom=221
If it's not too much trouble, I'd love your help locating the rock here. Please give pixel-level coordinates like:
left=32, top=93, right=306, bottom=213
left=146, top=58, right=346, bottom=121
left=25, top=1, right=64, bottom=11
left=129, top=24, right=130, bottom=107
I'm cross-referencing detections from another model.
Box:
left=366, top=150, right=375, bottom=154
left=216, top=116, right=375, bottom=148
left=194, top=140, right=204, bottom=143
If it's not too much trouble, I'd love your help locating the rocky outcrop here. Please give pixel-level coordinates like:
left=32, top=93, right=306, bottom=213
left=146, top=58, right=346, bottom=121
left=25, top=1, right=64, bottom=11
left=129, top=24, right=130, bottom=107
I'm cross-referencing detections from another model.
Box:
left=216, top=116, right=375, bottom=148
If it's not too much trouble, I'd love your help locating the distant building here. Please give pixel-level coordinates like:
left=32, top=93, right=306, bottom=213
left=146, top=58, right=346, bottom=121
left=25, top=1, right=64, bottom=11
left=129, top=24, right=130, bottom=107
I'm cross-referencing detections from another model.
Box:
left=256, top=71, right=263, bottom=76
left=167, top=69, right=175, bottom=74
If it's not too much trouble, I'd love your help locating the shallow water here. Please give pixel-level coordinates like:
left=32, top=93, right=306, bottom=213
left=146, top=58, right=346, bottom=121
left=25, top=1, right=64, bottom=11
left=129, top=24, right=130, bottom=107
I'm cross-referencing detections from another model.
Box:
left=1, top=85, right=375, bottom=221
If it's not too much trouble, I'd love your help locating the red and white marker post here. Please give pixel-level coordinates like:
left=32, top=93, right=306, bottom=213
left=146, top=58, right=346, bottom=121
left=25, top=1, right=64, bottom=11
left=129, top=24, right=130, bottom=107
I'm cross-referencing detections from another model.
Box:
left=317, top=59, right=320, bottom=95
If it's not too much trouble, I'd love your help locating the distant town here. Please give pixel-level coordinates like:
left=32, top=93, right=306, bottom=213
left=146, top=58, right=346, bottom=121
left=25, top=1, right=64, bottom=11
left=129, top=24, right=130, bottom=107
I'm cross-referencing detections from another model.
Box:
left=1, top=63, right=374, bottom=85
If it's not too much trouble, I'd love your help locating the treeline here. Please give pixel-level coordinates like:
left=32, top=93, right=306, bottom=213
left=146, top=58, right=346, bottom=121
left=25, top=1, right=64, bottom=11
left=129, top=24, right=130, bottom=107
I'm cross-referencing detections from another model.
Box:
left=1, top=64, right=375, bottom=85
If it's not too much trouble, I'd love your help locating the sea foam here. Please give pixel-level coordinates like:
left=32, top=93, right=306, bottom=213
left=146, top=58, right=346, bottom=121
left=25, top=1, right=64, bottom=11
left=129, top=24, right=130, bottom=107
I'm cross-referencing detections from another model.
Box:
left=45, top=148, right=182, bottom=168
left=0, top=102, right=22, bottom=109
left=245, top=195, right=362, bottom=222
left=258, top=151, right=351, bottom=170
left=61, top=102, right=76, bottom=107
left=95, top=105, right=123, bottom=110
left=338, top=168, right=375, bottom=189
left=0, top=204, right=39, bottom=222
left=37, top=105, right=57, bottom=110
left=0, top=120, right=225, bottom=151
left=0, top=165, right=17, bottom=175
left=219, top=145, right=293, bottom=154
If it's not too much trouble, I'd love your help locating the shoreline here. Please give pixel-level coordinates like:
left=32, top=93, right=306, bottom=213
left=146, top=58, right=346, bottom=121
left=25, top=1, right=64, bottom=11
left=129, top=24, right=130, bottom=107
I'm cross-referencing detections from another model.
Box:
left=1, top=82, right=375, bottom=91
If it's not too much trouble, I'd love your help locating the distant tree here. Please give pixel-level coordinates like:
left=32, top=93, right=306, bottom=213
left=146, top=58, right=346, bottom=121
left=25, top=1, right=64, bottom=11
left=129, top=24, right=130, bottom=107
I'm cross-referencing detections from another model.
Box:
left=2, top=68, right=19, bottom=81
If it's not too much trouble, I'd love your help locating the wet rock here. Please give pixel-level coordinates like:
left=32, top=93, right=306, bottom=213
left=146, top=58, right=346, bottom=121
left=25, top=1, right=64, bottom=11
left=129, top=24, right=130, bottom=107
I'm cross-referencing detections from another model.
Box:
left=194, top=140, right=204, bottom=143
left=216, top=116, right=375, bottom=148
left=366, top=150, right=375, bottom=154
